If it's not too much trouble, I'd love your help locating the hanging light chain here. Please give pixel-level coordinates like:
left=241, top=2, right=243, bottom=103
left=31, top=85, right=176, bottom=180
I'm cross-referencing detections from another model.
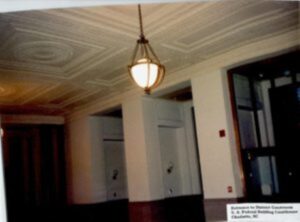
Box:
left=138, top=4, right=145, bottom=39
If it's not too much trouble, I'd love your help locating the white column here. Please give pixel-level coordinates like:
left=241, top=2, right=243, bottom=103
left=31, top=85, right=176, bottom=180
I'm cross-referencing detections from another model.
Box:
left=123, top=96, right=152, bottom=201
left=191, top=69, right=243, bottom=199
left=66, top=116, right=94, bottom=203
left=122, top=96, right=164, bottom=201
left=67, top=116, right=110, bottom=204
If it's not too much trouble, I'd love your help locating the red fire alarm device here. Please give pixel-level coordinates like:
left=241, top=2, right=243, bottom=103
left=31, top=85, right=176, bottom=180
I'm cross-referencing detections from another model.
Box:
left=219, top=129, right=226, bottom=137
left=227, top=186, right=233, bottom=193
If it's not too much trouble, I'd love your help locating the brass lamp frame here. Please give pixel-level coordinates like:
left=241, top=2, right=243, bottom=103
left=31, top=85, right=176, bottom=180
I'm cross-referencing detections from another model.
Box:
left=128, top=4, right=165, bottom=94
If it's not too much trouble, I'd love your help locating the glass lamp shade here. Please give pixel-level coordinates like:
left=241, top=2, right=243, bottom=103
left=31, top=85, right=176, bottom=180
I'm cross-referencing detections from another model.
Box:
left=129, top=58, right=165, bottom=93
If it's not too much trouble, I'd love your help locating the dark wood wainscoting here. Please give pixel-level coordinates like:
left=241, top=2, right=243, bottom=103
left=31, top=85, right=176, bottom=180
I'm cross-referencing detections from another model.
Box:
left=204, top=198, right=245, bottom=221
left=9, top=199, right=130, bottom=222
left=129, top=200, right=166, bottom=222
left=129, top=195, right=205, bottom=222
left=5, top=196, right=204, bottom=222
left=65, top=200, right=130, bottom=222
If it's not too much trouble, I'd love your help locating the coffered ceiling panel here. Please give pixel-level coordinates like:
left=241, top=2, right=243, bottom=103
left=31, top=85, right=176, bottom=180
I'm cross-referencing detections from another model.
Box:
left=0, top=1, right=298, bottom=115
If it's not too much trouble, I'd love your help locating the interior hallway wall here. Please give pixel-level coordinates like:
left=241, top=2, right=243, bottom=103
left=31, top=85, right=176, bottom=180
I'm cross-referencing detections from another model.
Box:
left=123, top=96, right=203, bottom=222
left=66, top=116, right=95, bottom=204
left=123, top=96, right=202, bottom=202
left=192, top=70, right=243, bottom=199
left=192, top=69, right=244, bottom=221
left=66, top=116, right=126, bottom=204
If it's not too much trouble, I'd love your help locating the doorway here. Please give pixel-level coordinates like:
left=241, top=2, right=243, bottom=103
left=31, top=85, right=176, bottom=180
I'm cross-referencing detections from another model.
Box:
left=94, top=108, right=129, bottom=221
left=156, top=86, right=205, bottom=221
left=228, top=50, right=300, bottom=202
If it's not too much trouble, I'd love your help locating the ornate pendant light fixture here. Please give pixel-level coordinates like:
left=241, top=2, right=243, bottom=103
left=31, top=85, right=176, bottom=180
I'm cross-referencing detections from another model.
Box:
left=128, top=4, right=165, bottom=94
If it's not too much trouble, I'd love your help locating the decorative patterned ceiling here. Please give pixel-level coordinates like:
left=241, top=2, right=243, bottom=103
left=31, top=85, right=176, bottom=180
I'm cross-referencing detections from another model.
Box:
left=0, top=1, right=298, bottom=115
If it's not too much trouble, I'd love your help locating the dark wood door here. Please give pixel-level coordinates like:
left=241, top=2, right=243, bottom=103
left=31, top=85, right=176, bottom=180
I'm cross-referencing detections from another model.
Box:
left=269, top=83, right=300, bottom=201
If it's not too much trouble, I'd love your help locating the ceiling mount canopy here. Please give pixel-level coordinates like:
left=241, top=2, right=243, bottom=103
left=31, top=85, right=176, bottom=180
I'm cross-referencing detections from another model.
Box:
left=128, top=4, right=165, bottom=94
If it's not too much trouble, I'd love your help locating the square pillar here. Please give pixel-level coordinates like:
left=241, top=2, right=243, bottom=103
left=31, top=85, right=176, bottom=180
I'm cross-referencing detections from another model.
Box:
left=192, top=69, right=244, bottom=221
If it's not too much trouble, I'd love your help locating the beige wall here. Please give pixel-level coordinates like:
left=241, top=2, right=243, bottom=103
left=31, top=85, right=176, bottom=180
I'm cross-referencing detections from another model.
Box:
left=123, top=96, right=202, bottom=201
left=67, top=116, right=95, bottom=203
left=122, top=96, right=152, bottom=201
left=67, top=116, right=128, bottom=204
left=88, top=117, right=107, bottom=203
left=192, top=70, right=243, bottom=199
left=183, top=101, right=202, bottom=194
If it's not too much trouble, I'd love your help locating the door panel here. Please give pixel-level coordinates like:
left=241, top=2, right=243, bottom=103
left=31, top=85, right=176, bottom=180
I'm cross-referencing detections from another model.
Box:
left=104, top=141, right=127, bottom=201
left=159, top=127, right=181, bottom=198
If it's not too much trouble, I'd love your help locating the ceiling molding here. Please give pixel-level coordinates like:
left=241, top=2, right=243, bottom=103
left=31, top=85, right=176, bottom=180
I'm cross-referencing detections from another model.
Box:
left=0, top=1, right=298, bottom=116
left=66, top=30, right=299, bottom=121
left=1, top=114, right=64, bottom=125
left=0, top=0, right=206, bottom=13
